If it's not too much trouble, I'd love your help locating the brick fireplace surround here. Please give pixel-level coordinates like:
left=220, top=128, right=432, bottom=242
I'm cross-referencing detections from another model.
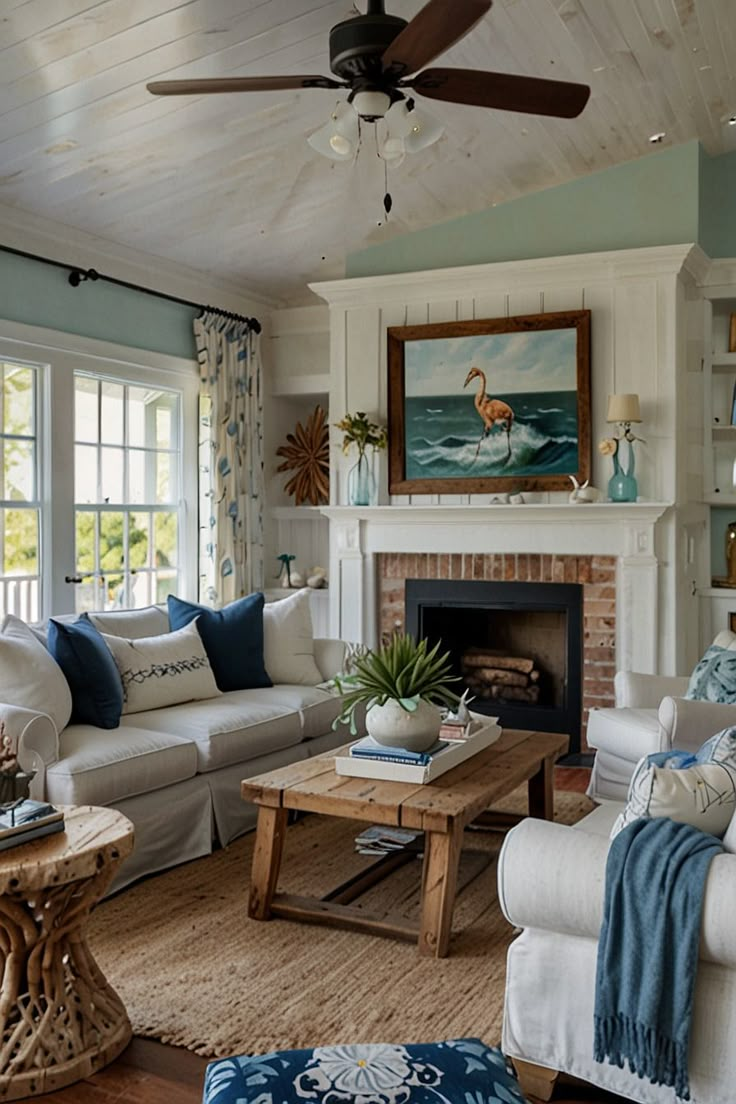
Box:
left=321, top=503, right=671, bottom=752
left=378, top=553, right=616, bottom=751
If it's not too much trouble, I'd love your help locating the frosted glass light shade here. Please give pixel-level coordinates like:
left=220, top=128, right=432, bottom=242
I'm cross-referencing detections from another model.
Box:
left=606, top=393, right=641, bottom=423
left=352, top=90, right=391, bottom=119
left=403, top=109, right=445, bottom=153
left=307, top=105, right=358, bottom=162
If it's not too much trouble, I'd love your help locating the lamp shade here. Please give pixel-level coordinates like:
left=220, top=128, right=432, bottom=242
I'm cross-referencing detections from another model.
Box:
left=606, top=393, right=641, bottom=423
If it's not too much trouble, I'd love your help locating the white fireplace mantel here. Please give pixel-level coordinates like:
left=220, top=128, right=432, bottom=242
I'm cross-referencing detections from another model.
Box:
left=320, top=502, right=673, bottom=673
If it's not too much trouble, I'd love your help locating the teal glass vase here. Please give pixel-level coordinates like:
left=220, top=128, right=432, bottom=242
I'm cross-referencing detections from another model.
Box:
left=608, top=441, right=638, bottom=502
left=347, top=451, right=376, bottom=506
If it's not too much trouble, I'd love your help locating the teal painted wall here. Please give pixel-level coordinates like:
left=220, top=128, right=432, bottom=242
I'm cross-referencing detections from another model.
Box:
left=699, top=148, right=736, bottom=259
left=0, top=250, right=198, bottom=359
left=347, top=142, right=701, bottom=278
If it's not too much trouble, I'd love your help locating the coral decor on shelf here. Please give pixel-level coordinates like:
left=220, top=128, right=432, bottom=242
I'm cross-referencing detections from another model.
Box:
left=275, top=404, right=329, bottom=506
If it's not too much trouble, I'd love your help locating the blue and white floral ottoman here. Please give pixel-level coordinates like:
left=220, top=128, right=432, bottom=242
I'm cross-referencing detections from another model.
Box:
left=202, top=1038, right=530, bottom=1104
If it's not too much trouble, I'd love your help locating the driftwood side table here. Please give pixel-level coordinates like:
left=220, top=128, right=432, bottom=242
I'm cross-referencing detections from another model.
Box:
left=0, top=804, right=134, bottom=1101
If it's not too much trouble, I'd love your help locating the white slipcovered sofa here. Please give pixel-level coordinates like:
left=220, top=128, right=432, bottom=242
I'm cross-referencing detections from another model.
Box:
left=3, top=599, right=350, bottom=890
left=498, top=801, right=736, bottom=1104
left=587, top=630, right=736, bottom=802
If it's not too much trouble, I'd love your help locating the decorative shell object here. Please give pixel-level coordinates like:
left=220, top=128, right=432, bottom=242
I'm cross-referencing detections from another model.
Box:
left=276, top=405, right=329, bottom=506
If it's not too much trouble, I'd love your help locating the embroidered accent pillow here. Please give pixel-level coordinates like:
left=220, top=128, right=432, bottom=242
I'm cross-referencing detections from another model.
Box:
left=202, top=1039, right=530, bottom=1104
left=263, top=588, right=323, bottom=685
left=611, top=748, right=736, bottom=839
left=0, top=614, right=72, bottom=735
left=48, top=618, right=123, bottom=729
left=685, top=645, right=736, bottom=703
left=101, top=619, right=220, bottom=714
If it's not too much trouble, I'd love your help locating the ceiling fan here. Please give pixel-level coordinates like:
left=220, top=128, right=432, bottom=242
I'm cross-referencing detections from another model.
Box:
left=147, top=0, right=591, bottom=126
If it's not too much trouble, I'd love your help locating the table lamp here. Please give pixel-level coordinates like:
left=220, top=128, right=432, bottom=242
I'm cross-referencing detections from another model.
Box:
left=605, top=393, right=641, bottom=502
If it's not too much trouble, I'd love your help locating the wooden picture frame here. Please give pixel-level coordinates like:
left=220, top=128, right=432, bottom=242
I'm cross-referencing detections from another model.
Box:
left=387, top=310, right=591, bottom=494
left=729, top=312, right=736, bottom=354
left=730, top=611, right=736, bottom=634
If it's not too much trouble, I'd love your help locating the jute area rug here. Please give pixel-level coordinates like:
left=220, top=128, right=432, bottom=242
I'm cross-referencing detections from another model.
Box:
left=89, top=787, right=592, bottom=1059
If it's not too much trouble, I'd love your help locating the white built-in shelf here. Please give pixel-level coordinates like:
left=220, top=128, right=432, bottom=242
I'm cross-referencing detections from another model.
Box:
left=263, top=586, right=328, bottom=600
left=712, top=355, right=736, bottom=373
left=704, top=494, right=736, bottom=505
left=270, top=373, right=330, bottom=397
left=701, top=587, right=736, bottom=598
left=271, top=505, right=325, bottom=520
left=712, top=425, right=736, bottom=441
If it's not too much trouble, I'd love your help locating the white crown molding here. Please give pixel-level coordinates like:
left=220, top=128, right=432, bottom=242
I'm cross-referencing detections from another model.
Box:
left=309, top=244, right=704, bottom=308
left=0, top=201, right=281, bottom=315
left=703, top=257, right=736, bottom=289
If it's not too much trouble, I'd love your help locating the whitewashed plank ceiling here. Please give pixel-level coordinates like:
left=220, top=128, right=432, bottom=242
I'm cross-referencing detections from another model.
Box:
left=0, top=0, right=734, bottom=304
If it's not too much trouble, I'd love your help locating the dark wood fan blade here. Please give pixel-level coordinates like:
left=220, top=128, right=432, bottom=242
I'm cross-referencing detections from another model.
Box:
left=382, top=0, right=492, bottom=76
left=146, top=75, right=343, bottom=96
left=410, top=67, right=590, bottom=118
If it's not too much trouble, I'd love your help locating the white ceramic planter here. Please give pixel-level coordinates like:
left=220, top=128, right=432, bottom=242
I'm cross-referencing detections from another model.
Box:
left=365, top=698, right=442, bottom=752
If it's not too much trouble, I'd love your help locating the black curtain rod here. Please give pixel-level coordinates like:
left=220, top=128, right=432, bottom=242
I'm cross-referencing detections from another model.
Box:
left=0, top=243, right=261, bottom=333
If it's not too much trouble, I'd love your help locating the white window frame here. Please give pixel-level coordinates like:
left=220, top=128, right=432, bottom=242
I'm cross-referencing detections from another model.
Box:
left=0, top=356, right=41, bottom=620
left=0, top=320, right=199, bottom=618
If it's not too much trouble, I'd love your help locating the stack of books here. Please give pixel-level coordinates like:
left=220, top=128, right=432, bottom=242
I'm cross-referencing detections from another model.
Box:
left=0, top=799, right=64, bottom=852
left=354, top=825, right=420, bottom=856
left=335, top=716, right=501, bottom=783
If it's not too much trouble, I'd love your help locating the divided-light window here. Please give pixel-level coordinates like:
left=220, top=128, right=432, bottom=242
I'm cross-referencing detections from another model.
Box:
left=0, top=361, right=39, bottom=621
left=73, top=374, right=182, bottom=612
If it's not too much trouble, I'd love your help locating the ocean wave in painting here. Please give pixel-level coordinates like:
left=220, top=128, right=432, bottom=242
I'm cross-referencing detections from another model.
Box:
left=404, top=390, right=579, bottom=479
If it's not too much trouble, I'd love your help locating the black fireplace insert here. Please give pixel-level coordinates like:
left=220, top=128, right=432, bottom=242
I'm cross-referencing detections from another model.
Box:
left=405, top=578, right=583, bottom=755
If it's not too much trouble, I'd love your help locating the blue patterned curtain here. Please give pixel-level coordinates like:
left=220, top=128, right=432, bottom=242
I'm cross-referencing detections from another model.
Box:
left=195, top=313, right=264, bottom=605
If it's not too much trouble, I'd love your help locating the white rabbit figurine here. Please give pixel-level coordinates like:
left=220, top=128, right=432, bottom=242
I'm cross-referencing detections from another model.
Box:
left=569, top=476, right=601, bottom=503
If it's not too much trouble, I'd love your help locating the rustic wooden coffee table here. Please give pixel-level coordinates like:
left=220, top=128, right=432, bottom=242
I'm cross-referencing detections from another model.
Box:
left=241, top=728, right=568, bottom=958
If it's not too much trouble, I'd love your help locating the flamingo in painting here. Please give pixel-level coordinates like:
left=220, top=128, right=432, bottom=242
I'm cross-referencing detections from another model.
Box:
left=463, top=366, right=514, bottom=463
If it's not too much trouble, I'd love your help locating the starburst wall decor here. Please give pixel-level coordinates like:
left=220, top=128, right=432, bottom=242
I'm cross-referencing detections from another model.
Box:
left=275, top=404, right=330, bottom=506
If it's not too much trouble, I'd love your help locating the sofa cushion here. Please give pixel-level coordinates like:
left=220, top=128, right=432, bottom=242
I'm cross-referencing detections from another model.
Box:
left=263, top=589, right=322, bottom=685
left=586, top=706, right=661, bottom=763
left=84, top=604, right=169, bottom=639
left=46, top=724, right=198, bottom=806
left=47, top=618, right=123, bottom=729
left=0, top=614, right=72, bottom=734
left=252, top=684, right=343, bottom=742
left=102, top=619, right=220, bottom=714
left=123, top=688, right=304, bottom=772
left=167, top=593, right=272, bottom=691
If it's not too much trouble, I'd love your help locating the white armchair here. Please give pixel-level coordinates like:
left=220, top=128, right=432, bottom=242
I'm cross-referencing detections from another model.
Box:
left=498, top=806, right=736, bottom=1104
left=587, top=632, right=736, bottom=802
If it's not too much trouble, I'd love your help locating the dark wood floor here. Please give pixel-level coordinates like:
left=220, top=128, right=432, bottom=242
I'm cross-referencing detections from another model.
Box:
left=42, top=767, right=632, bottom=1104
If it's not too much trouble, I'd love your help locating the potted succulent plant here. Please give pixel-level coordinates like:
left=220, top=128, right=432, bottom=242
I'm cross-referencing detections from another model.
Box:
left=334, top=634, right=460, bottom=752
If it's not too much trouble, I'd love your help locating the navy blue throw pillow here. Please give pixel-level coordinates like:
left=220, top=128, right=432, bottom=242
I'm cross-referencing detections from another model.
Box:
left=167, top=593, right=272, bottom=692
left=47, top=618, right=123, bottom=729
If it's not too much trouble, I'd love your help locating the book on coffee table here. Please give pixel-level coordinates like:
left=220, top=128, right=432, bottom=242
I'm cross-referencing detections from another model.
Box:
left=334, top=720, right=502, bottom=783
left=0, top=799, right=65, bottom=851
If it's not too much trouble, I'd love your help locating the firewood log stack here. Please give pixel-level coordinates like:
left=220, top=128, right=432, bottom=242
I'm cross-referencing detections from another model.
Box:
left=461, top=647, right=541, bottom=703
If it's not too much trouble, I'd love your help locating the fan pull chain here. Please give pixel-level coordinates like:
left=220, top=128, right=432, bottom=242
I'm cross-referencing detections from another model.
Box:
left=383, top=158, right=392, bottom=220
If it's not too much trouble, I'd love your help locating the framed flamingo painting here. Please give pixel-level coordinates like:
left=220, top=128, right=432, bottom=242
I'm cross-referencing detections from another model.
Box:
left=387, top=310, right=591, bottom=495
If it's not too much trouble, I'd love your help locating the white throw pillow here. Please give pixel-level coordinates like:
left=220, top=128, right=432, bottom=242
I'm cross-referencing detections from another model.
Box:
left=0, top=614, right=72, bottom=734
left=263, top=589, right=322, bottom=685
left=102, top=619, right=220, bottom=714
left=611, top=754, right=736, bottom=840
left=87, top=605, right=169, bottom=640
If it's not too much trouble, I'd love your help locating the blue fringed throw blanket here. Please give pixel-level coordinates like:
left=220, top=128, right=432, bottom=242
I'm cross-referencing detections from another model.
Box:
left=594, top=818, right=723, bottom=1100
